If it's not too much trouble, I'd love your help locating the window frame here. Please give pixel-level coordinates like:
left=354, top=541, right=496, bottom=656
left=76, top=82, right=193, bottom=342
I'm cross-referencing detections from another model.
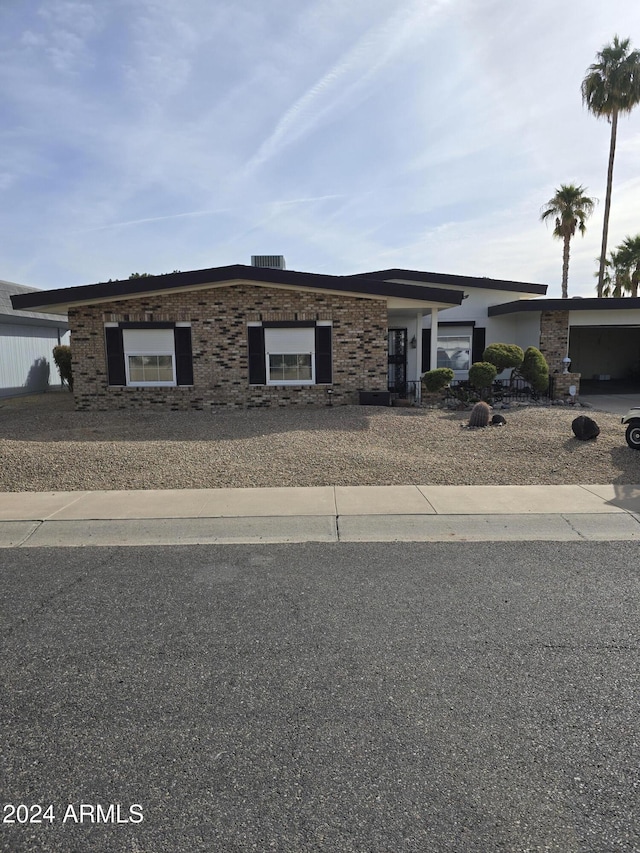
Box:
left=264, top=326, right=316, bottom=386
left=105, top=322, right=193, bottom=388
left=248, top=321, right=332, bottom=387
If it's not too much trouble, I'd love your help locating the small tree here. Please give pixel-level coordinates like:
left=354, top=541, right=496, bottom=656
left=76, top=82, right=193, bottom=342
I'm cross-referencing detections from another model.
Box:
left=482, top=343, right=524, bottom=374
left=519, top=347, right=549, bottom=392
left=422, top=367, right=454, bottom=393
left=52, top=345, right=73, bottom=392
left=469, top=361, right=497, bottom=398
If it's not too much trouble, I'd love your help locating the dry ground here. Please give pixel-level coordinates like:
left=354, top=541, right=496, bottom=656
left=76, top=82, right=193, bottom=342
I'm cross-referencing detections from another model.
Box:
left=1, top=390, right=638, bottom=491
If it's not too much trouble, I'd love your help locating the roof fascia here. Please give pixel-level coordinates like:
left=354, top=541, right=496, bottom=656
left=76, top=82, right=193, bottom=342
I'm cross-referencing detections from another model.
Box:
left=356, top=268, right=548, bottom=296
left=11, top=266, right=463, bottom=312
left=488, top=297, right=640, bottom=316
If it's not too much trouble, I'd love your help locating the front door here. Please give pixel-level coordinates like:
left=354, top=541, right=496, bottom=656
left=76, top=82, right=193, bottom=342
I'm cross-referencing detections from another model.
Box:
left=388, top=328, right=407, bottom=395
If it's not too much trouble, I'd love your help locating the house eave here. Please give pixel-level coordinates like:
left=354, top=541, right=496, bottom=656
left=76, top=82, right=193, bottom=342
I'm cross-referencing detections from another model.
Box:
left=354, top=268, right=548, bottom=296
left=489, top=297, right=640, bottom=316
left=11, top=265, right=464, bottom=313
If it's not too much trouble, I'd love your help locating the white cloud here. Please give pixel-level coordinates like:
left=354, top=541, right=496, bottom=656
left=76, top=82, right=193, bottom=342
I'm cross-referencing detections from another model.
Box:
left=243, top=0, right=454, bottom=174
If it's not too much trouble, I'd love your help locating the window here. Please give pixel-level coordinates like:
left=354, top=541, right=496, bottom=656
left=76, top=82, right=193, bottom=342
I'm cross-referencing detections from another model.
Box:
left=269, top=353, right=312, bottom=382
left=248, top=323, right=332, bottom=386
left=264, top=327, right=315, bottom=385
left=105, top=324, right=193, bottom=387
left=123, top=328, right=176, bottom=386
left=437, top=334, right=471, bottom=372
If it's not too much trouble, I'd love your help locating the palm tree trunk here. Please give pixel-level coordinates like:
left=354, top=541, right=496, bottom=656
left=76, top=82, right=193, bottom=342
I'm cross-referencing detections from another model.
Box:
left=561, top=234, right=570, bottom=299
left=597, top=109, right=618, bottom=297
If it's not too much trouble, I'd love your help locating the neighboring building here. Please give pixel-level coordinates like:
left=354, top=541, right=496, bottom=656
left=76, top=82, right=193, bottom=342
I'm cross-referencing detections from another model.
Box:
left=0, top=280, right=69, bottom=399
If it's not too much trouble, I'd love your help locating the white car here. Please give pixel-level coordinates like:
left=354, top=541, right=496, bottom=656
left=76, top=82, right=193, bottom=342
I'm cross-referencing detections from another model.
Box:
left=621, top=407, right=640, bottom=449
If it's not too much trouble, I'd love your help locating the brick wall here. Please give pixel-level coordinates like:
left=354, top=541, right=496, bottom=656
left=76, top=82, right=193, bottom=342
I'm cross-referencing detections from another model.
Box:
left=539, top=311, right=581, bottom=398
left=539, top=311, right=570, bottom=373
left=70, top=284, right=389, bottom=410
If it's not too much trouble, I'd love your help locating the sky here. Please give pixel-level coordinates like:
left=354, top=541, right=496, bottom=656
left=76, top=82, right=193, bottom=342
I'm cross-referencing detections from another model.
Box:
left=1, top=0, right=640, bottom=298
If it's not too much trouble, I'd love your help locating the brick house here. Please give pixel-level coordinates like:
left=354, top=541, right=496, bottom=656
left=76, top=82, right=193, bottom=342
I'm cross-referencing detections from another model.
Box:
left=10, top=262, right=465, bottom=410
left=21, top=259, right=633, bottom=408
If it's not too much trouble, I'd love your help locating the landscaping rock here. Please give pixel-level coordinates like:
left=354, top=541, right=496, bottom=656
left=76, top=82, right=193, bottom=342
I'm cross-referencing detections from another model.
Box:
left=572, top=415, right=600, bottom=441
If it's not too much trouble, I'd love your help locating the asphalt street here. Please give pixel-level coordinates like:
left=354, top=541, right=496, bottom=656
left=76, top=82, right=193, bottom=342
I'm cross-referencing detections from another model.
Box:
left=1, top=541, right=639, bottom=852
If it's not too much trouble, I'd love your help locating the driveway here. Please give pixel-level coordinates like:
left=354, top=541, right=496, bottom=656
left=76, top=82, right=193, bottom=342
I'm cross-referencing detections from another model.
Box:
left=580, top=392, right=640, bottom=415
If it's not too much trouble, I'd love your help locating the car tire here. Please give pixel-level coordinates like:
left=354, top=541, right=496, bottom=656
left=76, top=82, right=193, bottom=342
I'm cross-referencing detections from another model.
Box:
left=625, top=420, right=640, bottom=450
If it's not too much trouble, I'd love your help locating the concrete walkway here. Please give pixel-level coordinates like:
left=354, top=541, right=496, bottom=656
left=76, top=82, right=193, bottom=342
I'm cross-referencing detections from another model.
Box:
left=1, top=485, right=640, bottom=546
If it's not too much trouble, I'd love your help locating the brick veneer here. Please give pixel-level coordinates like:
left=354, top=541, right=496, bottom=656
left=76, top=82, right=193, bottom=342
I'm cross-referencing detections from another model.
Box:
left=539, top=310, right=581, bottom=398
left=70, top=283, right=389, bottom=410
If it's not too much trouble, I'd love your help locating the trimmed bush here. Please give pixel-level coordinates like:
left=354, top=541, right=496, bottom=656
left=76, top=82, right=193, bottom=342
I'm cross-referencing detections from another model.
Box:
left=519, top=346, right=549, bottom=393
left=422, top=367, right=454, bottom=393
left=468, top=401, right=491, bottom=428
left=482, top=343, right=524, bottom=373
left=469, top=361, right=497, bottom=392
left=52, top=345, right=73, bottom=392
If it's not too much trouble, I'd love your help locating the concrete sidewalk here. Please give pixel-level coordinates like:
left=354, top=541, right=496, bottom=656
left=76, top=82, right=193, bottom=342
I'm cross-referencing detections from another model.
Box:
left=1, top=484, right=640, bottom=546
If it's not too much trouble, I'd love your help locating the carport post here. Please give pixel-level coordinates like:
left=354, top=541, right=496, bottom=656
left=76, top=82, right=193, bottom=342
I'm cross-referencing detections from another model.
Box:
left=430, top=308, right=439, bottom=377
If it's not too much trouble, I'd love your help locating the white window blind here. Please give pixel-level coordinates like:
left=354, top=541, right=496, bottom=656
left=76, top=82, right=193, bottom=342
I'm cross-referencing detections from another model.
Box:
left=122, top=329, right=175, bottom=353
left=264, top=327, right=314, bottom=355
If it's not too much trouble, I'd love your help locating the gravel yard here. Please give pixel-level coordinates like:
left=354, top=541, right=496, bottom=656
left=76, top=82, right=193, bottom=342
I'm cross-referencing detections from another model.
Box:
left=1, top=391, right=638, bottom=491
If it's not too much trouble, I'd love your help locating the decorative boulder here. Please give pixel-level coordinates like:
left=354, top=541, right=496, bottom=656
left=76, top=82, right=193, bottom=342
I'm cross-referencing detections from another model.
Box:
left=491, top=414, right=507, bottom=426
left=572, top=415, right=600, bottom=441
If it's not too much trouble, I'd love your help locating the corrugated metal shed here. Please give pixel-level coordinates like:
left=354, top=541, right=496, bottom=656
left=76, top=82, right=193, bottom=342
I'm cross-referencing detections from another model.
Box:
left=0, top=280, right=69, bottom=398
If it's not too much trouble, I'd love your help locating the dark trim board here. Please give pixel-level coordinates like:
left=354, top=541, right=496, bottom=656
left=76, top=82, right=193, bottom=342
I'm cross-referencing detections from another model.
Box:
left=355, top=269, right=547, bottom=295
left=11, top=265, right=464, bottom=313
left=489, top=297, right=640, bottom=316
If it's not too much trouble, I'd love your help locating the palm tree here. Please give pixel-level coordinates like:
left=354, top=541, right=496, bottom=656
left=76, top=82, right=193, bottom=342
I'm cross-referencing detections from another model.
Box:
left=600, top=248, right=631, bottom=297
left=540, top=184, right=596, bottom=298
left=582, top=36, right=640, bottom=297
left=617, top=235, right=640, bottom=297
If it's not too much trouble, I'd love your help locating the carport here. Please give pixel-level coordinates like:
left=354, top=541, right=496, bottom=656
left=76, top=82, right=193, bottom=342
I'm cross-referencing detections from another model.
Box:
left=489, top=297, right=640, bottom=397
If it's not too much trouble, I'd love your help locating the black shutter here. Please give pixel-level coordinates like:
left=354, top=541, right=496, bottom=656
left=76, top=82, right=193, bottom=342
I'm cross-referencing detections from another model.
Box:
left=315, top=325, right=332, bottom=384
left=472, top=327, right=486, bottom=364
left=248, top=326, right=266, bottom=385
left=105, top=327, right=126, bottom=386
left=421, top=328, right=431, bottom=372
left=174, top=327, right=193, bottom=386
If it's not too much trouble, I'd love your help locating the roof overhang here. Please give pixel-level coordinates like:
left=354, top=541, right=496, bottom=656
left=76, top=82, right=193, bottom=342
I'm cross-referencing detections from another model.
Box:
left=354, top=268, right=548, bottom=296
left=10, top=264, right=464, bottom=313
left=489, top=297, right=640, bottom=316
left=0, top=313, right=69, bottom=329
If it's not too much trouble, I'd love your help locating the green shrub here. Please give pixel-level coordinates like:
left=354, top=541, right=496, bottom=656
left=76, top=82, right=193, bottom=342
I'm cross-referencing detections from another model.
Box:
left=469, top=361, right=497, bottom=393
left=52, top=345, right=73, bottom=392
left=519, top=346, right=549, bottom=392
left=482, top=343, right=524, bottom=373
left=422, top=367, right=454, bottom=393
